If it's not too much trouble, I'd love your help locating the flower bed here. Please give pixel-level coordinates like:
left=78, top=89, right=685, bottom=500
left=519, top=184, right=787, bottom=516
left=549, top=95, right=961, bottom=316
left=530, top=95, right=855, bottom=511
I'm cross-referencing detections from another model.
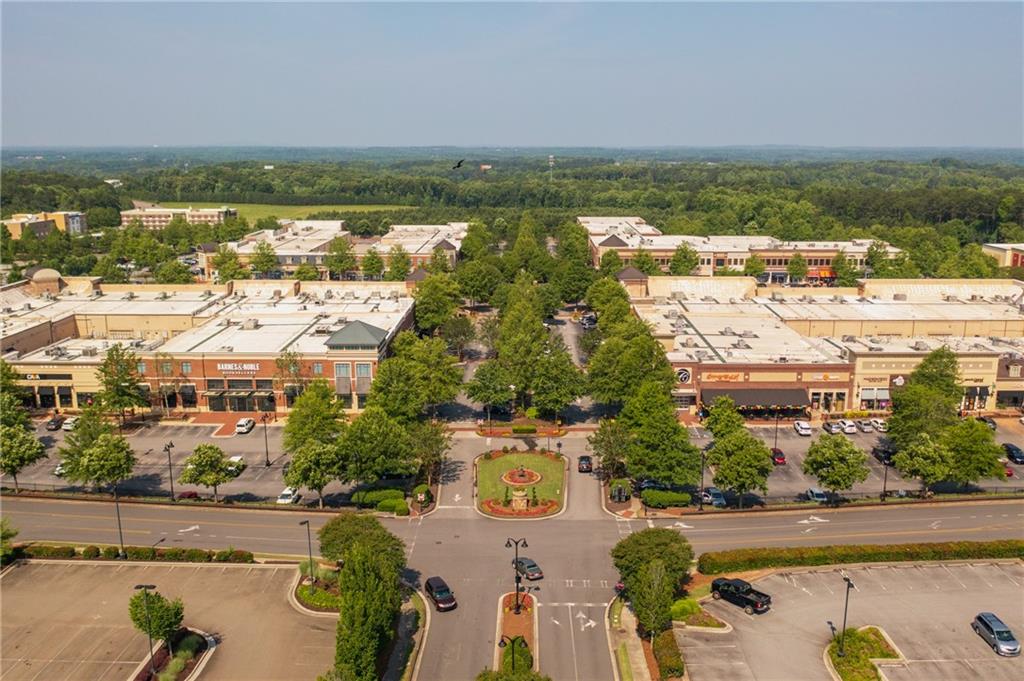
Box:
left=501, top=468, right=542, bottom=486
left=482, top=499, right=560, bottom=517
left=477, top=451, right=565, bottom=518
left=827, top=627, right=899, bottom=681
left=132, top=629, right=207, bottom=681
left=502, top=592, right=534, bottom=612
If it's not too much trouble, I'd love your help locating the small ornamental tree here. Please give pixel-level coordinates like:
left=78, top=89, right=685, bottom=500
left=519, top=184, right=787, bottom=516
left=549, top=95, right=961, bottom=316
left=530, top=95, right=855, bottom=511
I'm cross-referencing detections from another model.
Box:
left=385, top=245, right=411, bottom=281
left=64, top=433, right=136, bottom=496
left=179, top=444, right=233, bottom=502
left=787, top=252, right=808, bottom=281
left=340, top=406, right=415, bottom=484
left=669, top=243, right=699, bottom=276
left=325, top=237, right=357, bottom=279
left=249, top=241, right=279, bottom=277
left=743, top=254, right=766, bottom=277
left=802, top=434, right=870, bottom=499
left=293, top=262, right=321, bottom=281
left=631, top=558, right=673, bottom=637
left=893, top=434, right=952, bottom=494
left=942, top=419, right=1005, bottom=486
left=588, top=418, right=632, bottom=479
left=599, top=250, right=624, bottom=278
left=611, top=527, right=693, bottom=592
left=704, top=395, right=746, bottom=440
left=284, top=442, right=343, bottom=508
left=361, top=249, right=385, bottom=280
left=0, top=424, right=47, bottom=492
left=129, top=589, right=184, bottom=656
left=283, top=379, right=347, bottom=454
left=212, top=245, right=249, bottom=281
left=707, top=430, right=773, bottom=509
left=466, top=360, right=515, bottom=429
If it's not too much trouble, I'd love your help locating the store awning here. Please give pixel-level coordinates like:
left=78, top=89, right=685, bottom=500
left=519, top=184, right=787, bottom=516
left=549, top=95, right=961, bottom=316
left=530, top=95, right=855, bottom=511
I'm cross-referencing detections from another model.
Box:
left=876, top=388, right=890, bottom=400
left=224, top=390, right=254, bottom=398
left=202, top=390, right=225, bottom=397
left=701, top=388, right=810, bottom=408
left=997, top=390, right=1024, bottom=400
left=861, top=388, right=877, bottom=400
left=252, top=391, right=273, bottom=398
left=965, top=386, right=991, bottom=398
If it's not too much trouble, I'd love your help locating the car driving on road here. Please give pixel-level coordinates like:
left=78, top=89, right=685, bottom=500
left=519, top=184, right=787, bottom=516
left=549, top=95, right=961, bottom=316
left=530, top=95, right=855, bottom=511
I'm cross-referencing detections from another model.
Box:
left=711, top=577, right=771, bottom=614
left=972, top=612, right=1021, bottom=656
left=577, top=455, right=593, bottom=473
left=425, top=576, right=457, bottom=611
left=514, top=557, right=544, bottom=580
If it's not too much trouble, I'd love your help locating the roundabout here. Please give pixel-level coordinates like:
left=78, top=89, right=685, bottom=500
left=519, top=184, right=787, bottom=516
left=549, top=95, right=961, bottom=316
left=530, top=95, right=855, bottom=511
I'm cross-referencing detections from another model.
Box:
left=476, top=449, right=566, bottom=519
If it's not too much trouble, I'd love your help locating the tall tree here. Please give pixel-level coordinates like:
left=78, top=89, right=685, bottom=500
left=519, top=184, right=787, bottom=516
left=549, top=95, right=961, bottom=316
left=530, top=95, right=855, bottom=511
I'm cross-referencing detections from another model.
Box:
left=0, top=424, right=47, bottom=493
left=742, top=254, right=766, bottom=277
left=0, top=391, right=29, bottom=430
left=630, top=249, right=659, bottom=276
left=325, top=237, right=357, bottom=279
left=599, top=250, right=623, bottom=278
left=153, top=259, right=195, bottom=284
left=293, top=262, right=321, bottom=280
left=334, top=542, right=402, bottom=681
left=707, top=430, right=773, bottom=509
left=477, top=315, right=502, bottom=358
left=496, top=298, right=547, bottom=400
left=340, top=407, right=415, bottom=484
left=455, top=260, right=504, bottom=307
left=587, top=418, right=632, bottom=479
left=620, top=381, right=700, bottom=487
left=802, top=435, right=870, bottom=498
left=283, top=379, right=347, bottom=454
left=552, top=259, right=595, bottom=306
left=439, top=315, right=475, bottom=360
left=128, top=589, right=185, bottom=656
left=284, top=442, right=342, bottom=508
left=64, top=433, right=136, bottom=494
left=427, top=246, right=451, bottom=274
left=414, top=273, right=462, bottom=333
left=179, top=443, right=234, bottom=502
left=832, top=250, right=861, bottom=286
left=893, top=434, right=952, bottom=493
left=787, top=252, right=808, bottom=281
left=406, top=336, right=463, bottom=413
left=58, top=402, right=114, bottom=469
left=96, top=344, right=148, bottom=427
left=409, top=420, right=452, bottom=486
left=366, top=357, right=428, bottom=423
left=630, top=559, right=673, bottom=637
left=530, top=336, right=585, bottom=419
left=910, top=346, right=961, bottom=398
left=249, top=241, right=279, bottom=277
left=212, top=245, right=249, bottom=281
left=361, top=249, right=385, bottom=280
left=584, top=277, right=629, bottom=315
left=941, top=420, right=1005, bottom=486
left=385, top=245, right=411, bottom=281
left=466, top=360, right=515, bottom=429
left=588, top=333, right=675, bottom=407
left=460, top=221, right=495, bottom=261
left=704, top=396, right=746, bottom=440
left=669, top=243, right=699, bottom=275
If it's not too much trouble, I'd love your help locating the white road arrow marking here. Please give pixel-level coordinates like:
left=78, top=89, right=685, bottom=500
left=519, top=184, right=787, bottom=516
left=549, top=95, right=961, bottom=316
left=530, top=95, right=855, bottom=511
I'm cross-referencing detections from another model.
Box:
left=673, top=521, right=694, bottom=529
left=453, top=493, right=462, bottom=503
left=797, top=516, right=829, bottom=524
left=583, top=618, right=597, bottom=630
left=929, top=520, right=942, bottom=529
left=575, top=610, right=587, bottom=621
left=802, top=527, right=818, bottom=534
left=550, top=617, right=561, bottom=626
left=178, top=525, right=199, bottom=533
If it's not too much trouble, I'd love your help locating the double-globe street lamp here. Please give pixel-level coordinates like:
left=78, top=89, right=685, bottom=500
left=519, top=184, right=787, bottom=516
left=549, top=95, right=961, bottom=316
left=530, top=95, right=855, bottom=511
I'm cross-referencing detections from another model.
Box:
left=163, top=441, right=175, bottom=501
left=837, top=576, right=855, bottom=657
left=299, top=520, right=315, bottom=586
left=497, top=635, right=528, bottom=673
left=505, top=537, right=528, bottom=615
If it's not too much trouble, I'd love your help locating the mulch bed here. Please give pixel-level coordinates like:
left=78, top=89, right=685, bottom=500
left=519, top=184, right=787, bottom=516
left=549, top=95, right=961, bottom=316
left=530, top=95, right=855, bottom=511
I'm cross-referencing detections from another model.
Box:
left=132, top=628, right=207, bottom=681
left=481, top=499, right=560, bottom=517
left=640, top=636, right=661, bottom=681
left=500, top=593, right=535, bottom=661
left=485, top=449, right=562, bottom=462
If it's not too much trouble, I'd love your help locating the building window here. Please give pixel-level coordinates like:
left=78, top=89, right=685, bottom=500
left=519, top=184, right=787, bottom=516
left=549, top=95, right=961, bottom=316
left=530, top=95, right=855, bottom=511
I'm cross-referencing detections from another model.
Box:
left=207, top=379, right=226, bottom=390
left=1010, top=365, right=1022, bottom=378
left=160, top=362, right=173, bottom=375
left=227, top=379, right=253, bottom=390
left=335, top=363, right=351, bottom=378
left=181, top=362, right=192, bottom=374
left=255, top=379, right=274, bottom=390
left=313, top=363, right=323, bottom=375
left=356, top=363, right=371, bottom=378
left=137, top=362, right=146, bottom=375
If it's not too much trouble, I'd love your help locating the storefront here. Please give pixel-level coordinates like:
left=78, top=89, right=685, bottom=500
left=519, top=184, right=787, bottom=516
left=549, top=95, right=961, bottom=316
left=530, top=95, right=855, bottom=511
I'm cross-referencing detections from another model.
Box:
left=701, top=387, right=811, bottom=418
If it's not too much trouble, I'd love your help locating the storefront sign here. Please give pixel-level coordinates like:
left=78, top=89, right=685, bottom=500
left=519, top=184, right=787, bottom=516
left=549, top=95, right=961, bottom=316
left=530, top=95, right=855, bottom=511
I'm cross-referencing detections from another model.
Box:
left=703, top=372, right=742, bottom=382
left=809, top=373, right=845, bottom=381
left=675, top=368, right=692, bottom=384
left=217, top=362, right=261, bottom=372
left=861, top=376, right=888, bottom=383
left=890, top=375, right=908, bottom=388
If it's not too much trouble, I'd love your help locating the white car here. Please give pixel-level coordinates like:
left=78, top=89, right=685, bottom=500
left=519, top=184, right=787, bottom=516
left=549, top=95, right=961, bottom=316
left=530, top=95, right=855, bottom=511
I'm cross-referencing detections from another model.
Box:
left=276, top=487, right=300, bottom=505
left=234, top=418, right=256, bottom=434
left=227, top=455, right=246, bottom=476
left=61, top=416, right=79, bottom=431
left=870, top=418, right=888, bottom=432
left=54, top=462, right=66, bottom=477
left=836, top=419, right=858, bottom=434
left=793, top=421, right=812, bottom=436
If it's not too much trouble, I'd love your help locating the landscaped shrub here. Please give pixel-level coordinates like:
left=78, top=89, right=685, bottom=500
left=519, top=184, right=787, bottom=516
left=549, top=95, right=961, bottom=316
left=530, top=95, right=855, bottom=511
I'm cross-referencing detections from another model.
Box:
left=653, top=629, right=684, bottom=679
left=697, top=539, right=1024, bottom=574
left=126, top=546, right=157, bottom=561
left=525, top=407, right=539, bottom=419
left=376, top=499, right=399, bottom=513
left=23, top=544, right=77, bottom=558
left=185, top=548, right=212, bottom=562
left=670, top=598, right=701, bottom=621
left=161, top=548, right=186, bottom=561
left=501, top=639, right=533, bottom=673
left=82, top=545, right=100, bottom=559
left=641, top=490, right=691, bottom=509
left=413, top=483, right=433, bottom=504
left=229, top=549, right=254, bottom=563
left=351, top=488, right=405, bottom=508
left=102, top=546, right=120, bottom=559
left=511, top=425, right=537, bottom=434
left=213, top=549, right=232, bottom=562
left=483, top=451, right=494, bottom=460
left=157, top=656, right=186, bottom=681
left=393, top=500, right=410, bottom=516
left=296, top=584, right=342, bottom=611
left=608, top=478, right=632, bottom=500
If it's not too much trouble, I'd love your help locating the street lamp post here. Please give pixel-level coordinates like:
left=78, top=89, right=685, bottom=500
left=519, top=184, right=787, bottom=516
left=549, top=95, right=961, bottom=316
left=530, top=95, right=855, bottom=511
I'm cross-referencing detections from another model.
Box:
left=773, top=412, right=781, bottom=449
left=698, top=448, right=707, bottom=512
left=299, top=520, right=315, bottom=586
left=881, top=461, right=889, bottom=502
left=164, top=441, right=175, bottom=501
left=134, top=584, right=158, bottom=676
left=505, top=537, right=528, bottom=614
left=838, top=576, right=854, bottom=657
left=261, top=413, right=271, bottom=467
left=113, top=484, right=126, bottom=559
left=498, top=635, right=528, bottom=673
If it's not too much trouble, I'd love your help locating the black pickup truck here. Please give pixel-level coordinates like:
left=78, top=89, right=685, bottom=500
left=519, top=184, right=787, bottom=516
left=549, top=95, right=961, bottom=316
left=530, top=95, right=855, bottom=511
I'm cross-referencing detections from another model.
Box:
left=710, top=578, right=772, bottom=614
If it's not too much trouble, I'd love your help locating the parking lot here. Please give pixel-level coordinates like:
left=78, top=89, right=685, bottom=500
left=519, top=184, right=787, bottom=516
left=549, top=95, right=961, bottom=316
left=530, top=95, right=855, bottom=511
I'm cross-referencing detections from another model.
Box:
left=677, top=562, right=1024, bottom=681
left=0, top=561, right=334, bottom=681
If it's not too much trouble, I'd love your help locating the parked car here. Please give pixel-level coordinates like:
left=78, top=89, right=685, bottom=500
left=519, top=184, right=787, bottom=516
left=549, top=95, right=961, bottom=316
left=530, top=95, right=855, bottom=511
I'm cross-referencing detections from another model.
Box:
left=177, top=491, right=199, bottom=500
left=1004, top=443, right=1024, bottom=465
left=872, top=444, right=895, bottom=466
left=425, top=576, right=457, bottom=611
left=577, top=455, right=593, bottom=473
left=806, top=487, right=829, bottom=503
left=702, top=487, right=726, bottom=508
left=770, top=448, right=786, bottom=465
left=822, top=422, right=842, bottom=434
left=972, top=612, right=1021, bottom=656
left=635, top=479, right=669, bottom=493
left=711, top=578, right=772, bottom=614
left=61, top=416, right=79, bottom=431
left=836, top=419, right=858, bottom=434
left=793, top=421, right=812, bottom=436
left=855, top=419, right=874, bottom=433
left=276, top=487, right=300, bottom=505
left=974, top=415, right=997, bottom=430
left=44, top=416, right=64, bottom=431
left=514, top=557, right=544, bottom=580
left=235, top=418, right=256, bottom=434
left=227, top=455, right=246, bottom=476
left=870, top=418, right=888, bottom=432
left=53, top=462, right=65, bottom=477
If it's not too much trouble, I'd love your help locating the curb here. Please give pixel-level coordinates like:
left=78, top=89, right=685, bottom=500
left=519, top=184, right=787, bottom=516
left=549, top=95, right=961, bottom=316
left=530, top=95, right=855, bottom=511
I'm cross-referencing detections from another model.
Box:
left=672, top=619, right=733, bottom=634
left=410, top=589, right=431, bottom=681
left=492, top=592, right=539, bottom=672
left=287, top=570, right=338, bottom=619
left=823, top=625, right=908, bottom=681
left=472, top=452, right=570, bottom=522
left=181, top=628, right=218, bottom=681
left=604, top=599, right=621, bottom=681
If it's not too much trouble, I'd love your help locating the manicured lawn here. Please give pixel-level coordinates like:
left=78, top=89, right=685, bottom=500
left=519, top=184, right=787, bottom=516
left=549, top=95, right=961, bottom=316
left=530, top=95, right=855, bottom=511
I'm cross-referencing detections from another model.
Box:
left=827, top=627, right=899, bottom=681
left=477, top=452, right=565, bottom=509
left=160, top=202, right=415, bottom=221
left=616, top=643, right=634, bottom=681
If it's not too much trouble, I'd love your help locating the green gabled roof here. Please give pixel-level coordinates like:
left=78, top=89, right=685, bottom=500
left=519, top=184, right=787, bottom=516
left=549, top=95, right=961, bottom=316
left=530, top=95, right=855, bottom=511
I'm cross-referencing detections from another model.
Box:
left=325, top=320, right=387, bottom=349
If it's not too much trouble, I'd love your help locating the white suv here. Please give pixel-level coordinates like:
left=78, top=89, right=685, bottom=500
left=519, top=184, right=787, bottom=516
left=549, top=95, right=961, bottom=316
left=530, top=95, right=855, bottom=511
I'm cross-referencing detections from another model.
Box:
left=235, top=418, right=256, bottom=434
left=836, top=419, right=858, bottom=434
left=276, top=487, right=300, bottom=505
left=793, top=421, right=812, bottom=436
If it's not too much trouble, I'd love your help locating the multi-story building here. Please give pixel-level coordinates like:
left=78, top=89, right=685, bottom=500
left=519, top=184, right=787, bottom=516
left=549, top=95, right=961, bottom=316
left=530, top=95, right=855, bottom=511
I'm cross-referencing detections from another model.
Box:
left=120, top=205, right=237, bottom=229
left=2, top=212, right=87, bottom=239
left=579, top=216, right=901, bottom=282
left=983, top=243, right=1024, bottom=269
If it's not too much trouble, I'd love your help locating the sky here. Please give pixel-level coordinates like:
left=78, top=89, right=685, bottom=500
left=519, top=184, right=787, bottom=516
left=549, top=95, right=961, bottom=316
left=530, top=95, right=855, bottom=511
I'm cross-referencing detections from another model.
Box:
left=2, top=2, right=1022, bottom=148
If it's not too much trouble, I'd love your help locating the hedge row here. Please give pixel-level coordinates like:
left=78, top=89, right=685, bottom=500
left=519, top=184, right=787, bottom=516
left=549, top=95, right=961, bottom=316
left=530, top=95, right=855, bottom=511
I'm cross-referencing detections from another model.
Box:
left=501, top=640, right=533, bottom=673
left=351, top=488, right=405, bottom=508
left=641, top=490, right=691, bottom=509
left=376, top=498, right=411, bottom=515
left=652, top=629, right=684, bottom=679
left=697, top=540, right=1024, bottom=575
left=18, top=544, right=255, bottom=564
left=511, top=425, right=537, bottom=434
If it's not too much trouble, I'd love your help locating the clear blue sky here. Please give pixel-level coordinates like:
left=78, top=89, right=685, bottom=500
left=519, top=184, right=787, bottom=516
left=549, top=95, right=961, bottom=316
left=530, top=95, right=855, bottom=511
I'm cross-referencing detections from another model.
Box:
left=3, top=2, right=1021, bottom=148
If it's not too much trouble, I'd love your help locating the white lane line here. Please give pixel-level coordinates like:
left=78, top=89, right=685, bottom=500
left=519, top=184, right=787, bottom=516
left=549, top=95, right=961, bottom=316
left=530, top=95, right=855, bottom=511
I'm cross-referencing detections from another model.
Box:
left=566, top=604, right=580, bottom=681
left=943, top=565, right=968, bottom=590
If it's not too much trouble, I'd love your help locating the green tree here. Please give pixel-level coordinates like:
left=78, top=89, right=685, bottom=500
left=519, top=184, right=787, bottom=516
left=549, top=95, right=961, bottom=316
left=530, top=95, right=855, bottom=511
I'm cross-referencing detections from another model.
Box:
left=611, top=527, right=693, bottom=592
left=58, top=402, right=114, bottom=470
left=742, top=254, right=766, bottom=277
left=90, top=255, right=128, bottom=283
left=340, top=406, right=415, bottom=484
left=460, top=221, right=495, bottom=261
left=0, top=392, right=29, bottom=430
left=274, top=349, right=306, bottom=395
left=530, top=336, right=585, bottom=419
left=584, top=277, right=629, bottom=314
left=588, top=418, right=632, bottom=478
left=405, top=335, right=463, bottom=413
left=599, top=250, right=623, bottom=278
left=427, top=246, right=451, bottom=274
left=334, top=542, right=402, bottom=681
left=63, top=432, right=136, bottom=494
left=910, top=346, right=961, bottom=398
left=466, top=360, right=515, bottom=428
left=250, top=241, right=279, bottom=277
left=0, top=424, right=47, bottom=492
left=414, top=273, right=462, bottom=333
left=478, top=315, right=501, bottom=358
left=212, top=245, right=249, bottom=281
left=325, top=237, right=357, bottom=278
left=497, top=298, right=547, bottom=400
left=630, top=249, right=659, bottom=276
left=439, top=315, right=475, bottom=359
left=367, top=357, right=428, bottom=423
left=787, top=252, right=808, bottom=281
left=96, top=344, right=148, bottom=427
left=620, top=381, right=700, bottom=487
left=385, top=245, right=411, bottom=281
left=552, top=259, right=595, bottom=306
left=831, top=250, right=861, bottom=286
left=588, top=334, right=675, bottom=407
left=802, top=434, right=870, bottom=498
left=153, top=259, right=195, bottom=284
left=893, top=434, right=952, bottom=493
left=128, top=589, right=184, bottom=656
left=1, top=518, right=17, bottom=564
left=455, top=260, right=504, bottom=307
left=509, top=218, right=544, bottom=274
left=293, top=262, right=321, bottom=280
left=283, top=379, right=347, bottom=454
left=410, top=420, right=452, bottom=486
left=317, top=514, right=405, bottom=568
left=556, top=220, right=591, bottom=265
left=179, top=443, right=233, bottom=502
left=707, top=430, right=772, bottom=509
left=941, top=420, right=1005, bottom=486
left=669, top=243, right=699, bottom=276
left=631, top=559, right=673, bottom=636
left=361, top=249, right=385, bottom=280
left=704, top=396, right=746, bottom=440
left=284, top=442, right=342, bottom=508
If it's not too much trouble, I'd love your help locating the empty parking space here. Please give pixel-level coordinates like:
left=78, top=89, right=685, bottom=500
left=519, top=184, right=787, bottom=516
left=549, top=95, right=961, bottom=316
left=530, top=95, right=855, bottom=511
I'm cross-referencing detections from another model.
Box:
left=1, top=561, right=334, bottom=681
left=678, top=562, right=1024, bottom=681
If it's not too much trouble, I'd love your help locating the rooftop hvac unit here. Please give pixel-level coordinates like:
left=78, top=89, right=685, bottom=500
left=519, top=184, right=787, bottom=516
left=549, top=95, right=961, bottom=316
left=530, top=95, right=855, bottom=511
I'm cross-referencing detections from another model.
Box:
left=842, top=335, right=856, bottom=342
left=22, top=303, right=32, bottom=310
left=666, top=308, right=679, bottom=319
left=722, top=327, right=735, bottom=336
left=156, top=292, right=169, bottom=300
left=832, top=295, right=843, bottom=302
left=682, top=338, right=697, bottom=348
left=314, top=326, right=332, bottom=335
left=777, top=356, right=788, bottom=363
left=90, top=291, right=103, bottom=299
left=733, top=340, right=751, bottom=349
left=702, top=296, right=716, bottom=303
left=122, top=292, right=135, bottom=300
left=202, top=290, right=213, bottom=298
left=388, top=291, right=400, bottom=300
left=868, top=346, right=884, bottom=352
left=219, top=346, right=234, bottom=352
left=242, top=319, right=260, bottom=330
left=272, top=290, right=282, bottom=299
left=1, top=307, right=11, bottom=314
left=672, top=291, right=688, bottom=301
left=912, top=341, right=931, bottom=351
left=323, top=290, right=333, bottom=299
left=740, top=330, right=757, bottom=338
left=336, top=317, right=348, bottom=324
left=370, top=290, right=381, bottom=299
left=694, top=350, right=709, bottom=359
left=82, top=347, right=98, bottom=357
left=655, top=297, right=667, bottom=305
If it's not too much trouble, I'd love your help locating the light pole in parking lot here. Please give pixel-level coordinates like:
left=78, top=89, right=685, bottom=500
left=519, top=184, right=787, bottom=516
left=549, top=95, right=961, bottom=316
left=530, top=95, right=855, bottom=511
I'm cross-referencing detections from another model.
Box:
left=299, top=520, right=315, bottom=585
left=164, top=441, right=175, bottom=500
left=838, top=576, right=854, bottom=657
left=134, top=584, right=158, bottom=676
left=505, top=537, right=528, bottom=614
left=773, top=412, right=781, bottom=449
left=260, top=413, right=271, bottom=467
left=881, top=461, right=889, bottom=502
left=698, top=448, right=707, bottom=511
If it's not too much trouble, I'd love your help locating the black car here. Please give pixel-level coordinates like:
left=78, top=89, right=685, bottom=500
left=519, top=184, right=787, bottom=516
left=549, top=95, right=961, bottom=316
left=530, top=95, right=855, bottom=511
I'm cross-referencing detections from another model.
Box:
left=1004, top=443, right=1024, bottom=465
left=711, top=578, right=772, bottom=614
left=514, top=557, right=544, bottom=580
left=425, top=576, right=457, bottom=611
left=577, top=455, right=593, bottom=473
left=44, top=416, right=64, bottom=431
left=872, top=444, right=896, bottom=466
left=976, top=416, right=997, bottom=430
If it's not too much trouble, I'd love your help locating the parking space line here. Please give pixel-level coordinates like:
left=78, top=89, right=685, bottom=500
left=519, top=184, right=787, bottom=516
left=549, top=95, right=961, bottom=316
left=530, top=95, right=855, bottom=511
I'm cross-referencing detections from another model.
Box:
left=994, top=565, right=1021, bottom=587
left=942, top=565, right=968, bottom=590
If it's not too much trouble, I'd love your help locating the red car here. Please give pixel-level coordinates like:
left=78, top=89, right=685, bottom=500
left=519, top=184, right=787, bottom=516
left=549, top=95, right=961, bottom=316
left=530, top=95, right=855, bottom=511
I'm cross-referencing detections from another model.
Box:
left=177, top=491, right=200, bottom=500
left=770, top=448, right=786, bottom=465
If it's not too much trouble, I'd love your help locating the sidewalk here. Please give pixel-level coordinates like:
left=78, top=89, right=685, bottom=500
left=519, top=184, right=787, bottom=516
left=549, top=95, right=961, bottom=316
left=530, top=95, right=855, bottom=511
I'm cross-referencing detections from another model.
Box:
left=611, top=604, right=653, bottom=681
